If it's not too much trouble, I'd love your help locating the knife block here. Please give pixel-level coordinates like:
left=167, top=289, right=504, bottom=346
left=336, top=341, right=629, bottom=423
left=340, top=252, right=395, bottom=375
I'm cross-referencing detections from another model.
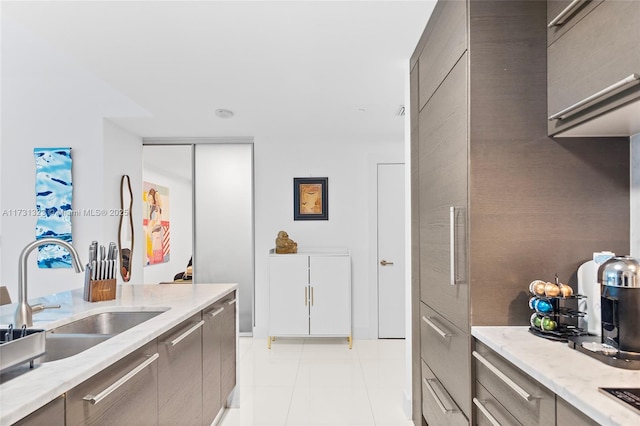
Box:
left=84, top=279, right=116, bottom=302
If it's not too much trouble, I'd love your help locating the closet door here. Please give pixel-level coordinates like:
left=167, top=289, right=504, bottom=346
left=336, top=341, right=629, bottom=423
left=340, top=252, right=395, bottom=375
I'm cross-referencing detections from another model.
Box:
left=194, top=143, right=254, bottom=333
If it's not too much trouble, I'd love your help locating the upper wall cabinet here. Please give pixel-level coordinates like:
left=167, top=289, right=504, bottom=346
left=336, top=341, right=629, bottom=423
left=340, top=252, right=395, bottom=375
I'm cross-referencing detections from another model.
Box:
left=416, top=0, right=467, bottom=111
left=548, top=0, right=640, bottom=137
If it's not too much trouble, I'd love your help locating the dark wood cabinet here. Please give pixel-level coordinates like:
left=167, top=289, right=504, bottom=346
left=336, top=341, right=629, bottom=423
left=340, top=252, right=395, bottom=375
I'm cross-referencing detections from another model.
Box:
left=66, top=340, right=159, bottom=426
left=158, top=313, right=203, bottom=426
left=548, top=0, right=640, bottom=136
left=411, top=1, right=630, bottom=424
left=13, top=395, right=65, bottom=426
left=202, top=290, right=237, bottom=424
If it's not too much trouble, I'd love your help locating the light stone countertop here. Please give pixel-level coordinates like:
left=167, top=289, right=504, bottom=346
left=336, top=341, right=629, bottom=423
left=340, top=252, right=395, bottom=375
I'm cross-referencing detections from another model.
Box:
left=0, top=283, right=237, bottom=426
left=472, top=326, right=640, bottom=426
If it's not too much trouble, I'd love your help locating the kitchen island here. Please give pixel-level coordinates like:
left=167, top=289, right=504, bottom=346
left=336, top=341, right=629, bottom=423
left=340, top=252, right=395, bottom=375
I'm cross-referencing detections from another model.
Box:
left=0, top=283, right=237, bottom=426
left=473, top=326, right=640, bottom=426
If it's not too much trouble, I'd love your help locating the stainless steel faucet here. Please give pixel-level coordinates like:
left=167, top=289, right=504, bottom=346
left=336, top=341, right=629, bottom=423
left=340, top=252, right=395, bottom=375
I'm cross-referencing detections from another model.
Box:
left=14, top=238, right=84, bottom=327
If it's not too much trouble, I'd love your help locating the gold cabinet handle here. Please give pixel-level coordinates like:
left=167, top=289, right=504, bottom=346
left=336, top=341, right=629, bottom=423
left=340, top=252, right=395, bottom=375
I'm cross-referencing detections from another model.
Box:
left=380, top=260, right=394, bottom=266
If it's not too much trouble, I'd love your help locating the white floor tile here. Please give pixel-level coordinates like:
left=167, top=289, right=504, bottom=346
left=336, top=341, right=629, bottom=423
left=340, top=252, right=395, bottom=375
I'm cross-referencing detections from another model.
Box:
left=286, top=386, right=375, bottom=425
left=219, top=338, right=412, bottom=426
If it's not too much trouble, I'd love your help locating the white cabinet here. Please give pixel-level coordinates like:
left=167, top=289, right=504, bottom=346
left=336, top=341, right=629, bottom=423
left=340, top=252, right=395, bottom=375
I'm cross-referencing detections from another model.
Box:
left=268, top=249, right=351, bottom=348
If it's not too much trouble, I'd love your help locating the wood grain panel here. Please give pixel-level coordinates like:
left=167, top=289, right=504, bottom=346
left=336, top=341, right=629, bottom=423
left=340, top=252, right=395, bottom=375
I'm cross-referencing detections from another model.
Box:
left=421, top=360, right=468, bottom=426
left=547, top=0, right=604, bottom=46
left=66, top=341, right=159, bottom=426
left=417, top=0, right=467, bottom=110
left=420, top=303, right=471, bottom=418
left=557, top=395, right=600, bottom=426
left=203, top=302, right=223, bottom=424
left=548, top=0, right=640, bottom=134
left=475, top=341, right=555, bottom=426
left=475, top=381, right=521, bottom=426
left=158, top=313, right=203, bottom=426
left=14, top=395, right=65, bottom=426
left=220, top=294, right=237, bottom=403
left=419, top=53, right=469, bottom=331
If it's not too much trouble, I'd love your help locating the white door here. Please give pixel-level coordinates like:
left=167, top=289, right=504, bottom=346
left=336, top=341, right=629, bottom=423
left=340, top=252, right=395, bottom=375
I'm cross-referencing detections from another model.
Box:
left=269, top=255, right=309, bottom=335
left=309, top=255, right=351, bottom=335
left=378, top=163, right=405, bottom=338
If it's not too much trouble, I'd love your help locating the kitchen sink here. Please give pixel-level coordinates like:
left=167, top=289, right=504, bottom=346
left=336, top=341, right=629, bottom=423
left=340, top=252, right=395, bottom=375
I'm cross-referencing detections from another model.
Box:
left=37, top=333, right=113, bottom=362
left=48, top=310, right=165, bottom=335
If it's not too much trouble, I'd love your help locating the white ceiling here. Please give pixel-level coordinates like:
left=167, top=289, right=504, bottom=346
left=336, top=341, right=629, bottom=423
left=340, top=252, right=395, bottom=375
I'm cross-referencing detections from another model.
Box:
left=2, top=1, right=435, bottom=143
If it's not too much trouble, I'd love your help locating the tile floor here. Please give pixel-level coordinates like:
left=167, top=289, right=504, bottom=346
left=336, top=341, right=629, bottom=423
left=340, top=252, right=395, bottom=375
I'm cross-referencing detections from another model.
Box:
left=218, top=337, right=413, bottom=426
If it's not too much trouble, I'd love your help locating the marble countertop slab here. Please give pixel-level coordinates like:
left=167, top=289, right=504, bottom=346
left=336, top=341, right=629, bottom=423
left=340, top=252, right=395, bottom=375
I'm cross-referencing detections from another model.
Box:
left=0, top=283, right=237, bottom=426
left=472, top=326, right=640, bottom=426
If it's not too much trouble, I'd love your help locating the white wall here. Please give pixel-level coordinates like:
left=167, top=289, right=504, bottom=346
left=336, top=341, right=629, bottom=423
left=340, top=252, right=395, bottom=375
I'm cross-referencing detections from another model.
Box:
left=0, top=17, right=147, bottom=300
left=142, top=146, right=193, bottom=284
left=632, top=133, right=640, bottom=256
left=253, top=136, right=403, bottom=338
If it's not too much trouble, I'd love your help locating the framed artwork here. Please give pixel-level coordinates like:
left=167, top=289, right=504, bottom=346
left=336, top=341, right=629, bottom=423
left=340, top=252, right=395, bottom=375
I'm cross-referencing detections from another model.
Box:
left=293, top=177, right=328, bottom=220
left=143, top=182, right=170, bottom=265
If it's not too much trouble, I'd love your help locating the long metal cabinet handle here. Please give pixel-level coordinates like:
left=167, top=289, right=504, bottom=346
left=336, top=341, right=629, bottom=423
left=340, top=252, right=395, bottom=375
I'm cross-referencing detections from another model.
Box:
left=422, top=316, right=451, bottom=338
left=450, top=206, right=457, bottom=286
left=547, top=0, right=585, bottom=27
left=83, top=353, right=159, bottom=405
left=472, top=351, right=534, bottom=402
left=423, top=377, right=455, bottom=414
left=473, top=398, right=502, bottom=426
left=208, top=307, right=225, bottom=318
left=305, top=287, right=308, bottom=306
left=548, top=74, right=640, bottom=120
left=163, top=320, right=204, bottom=347
left=311, top=287, right=314, bottom=306
left=227, top=299, right=237, bottom=306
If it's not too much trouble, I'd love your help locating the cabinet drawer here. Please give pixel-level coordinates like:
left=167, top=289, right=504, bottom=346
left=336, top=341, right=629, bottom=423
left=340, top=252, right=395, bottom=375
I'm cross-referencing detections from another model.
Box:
left=547, top=0, right=604, bottom=46
left=417, top=0, right=467, bottom=110
left=421, top=360, right=467, bottom=426
left=474, top=341, right=555, bottom=426
left=557, top=396, right=599, bottom=426
left=548, top=0, right=640, bottom=135
left=420, top=303, right=470, bottom=418
left=474, top=381, right=521, bottom=426
left=66, top=340, right=159, bottom=426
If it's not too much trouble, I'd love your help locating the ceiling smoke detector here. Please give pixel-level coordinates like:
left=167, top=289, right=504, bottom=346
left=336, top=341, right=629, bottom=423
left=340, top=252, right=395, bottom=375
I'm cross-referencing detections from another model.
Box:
left=215, top=109, right=234, bottom=119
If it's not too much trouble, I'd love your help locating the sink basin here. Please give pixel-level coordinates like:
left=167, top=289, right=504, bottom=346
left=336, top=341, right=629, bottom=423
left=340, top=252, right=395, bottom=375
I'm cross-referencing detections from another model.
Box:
left=37, top=333, right=112, bottom=362
left=48, top=311, right=165, bottom=335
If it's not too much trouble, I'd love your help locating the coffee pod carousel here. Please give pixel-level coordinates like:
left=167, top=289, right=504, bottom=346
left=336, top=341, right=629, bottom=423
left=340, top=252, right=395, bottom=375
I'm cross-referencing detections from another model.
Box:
left=528, top=275, right=588, bottom=342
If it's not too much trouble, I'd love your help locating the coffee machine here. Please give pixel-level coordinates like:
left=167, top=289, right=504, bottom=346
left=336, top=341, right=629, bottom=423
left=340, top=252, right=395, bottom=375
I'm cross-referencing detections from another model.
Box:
left=599, top=256, right=640, bottom=353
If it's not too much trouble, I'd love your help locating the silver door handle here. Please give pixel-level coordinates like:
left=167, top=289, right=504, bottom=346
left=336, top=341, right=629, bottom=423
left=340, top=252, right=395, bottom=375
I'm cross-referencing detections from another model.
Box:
left=83, top=353, right=159, bottom=405
left=549, top=74, right=640, bottom=120
left=305, top=286, right=308, bottom=306
left=473, top=351, right=534, bottom=402
left=423, top=378, right=456, bottom=414
left=547, top=0, right=585, bottom=27
left=450, top=206, right=457, bottom=286
left=380, top=260, right=394, bottom=266
left=227, top=298, right=237, bottom=306
left=208, top=307, right=224, bottom=318
left=163, top=320, right=204, bottom=347
left=422, top=316, right=451, bottom=339
left=473, top=398, right=502, bottom=426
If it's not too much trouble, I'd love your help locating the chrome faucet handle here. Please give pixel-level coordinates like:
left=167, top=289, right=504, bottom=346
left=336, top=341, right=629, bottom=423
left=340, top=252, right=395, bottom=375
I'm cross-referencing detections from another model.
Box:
left=31, top=304, right=61, bottom=313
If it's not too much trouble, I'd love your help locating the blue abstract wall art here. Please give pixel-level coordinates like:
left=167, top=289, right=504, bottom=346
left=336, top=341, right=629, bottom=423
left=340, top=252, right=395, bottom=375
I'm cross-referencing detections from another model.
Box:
left=34, top=147, right=73, bottom=268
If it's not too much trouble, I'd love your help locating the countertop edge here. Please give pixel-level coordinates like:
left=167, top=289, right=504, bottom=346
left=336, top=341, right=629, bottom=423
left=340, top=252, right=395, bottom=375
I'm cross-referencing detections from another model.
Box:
left=472, top=326, right=640, bottom=426
left=0, top=283, right=238, bottom=426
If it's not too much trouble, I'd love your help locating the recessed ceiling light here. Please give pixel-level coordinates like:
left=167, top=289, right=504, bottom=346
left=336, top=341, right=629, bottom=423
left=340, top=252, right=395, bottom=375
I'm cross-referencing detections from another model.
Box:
left=215, top=109, right=234, bottom=119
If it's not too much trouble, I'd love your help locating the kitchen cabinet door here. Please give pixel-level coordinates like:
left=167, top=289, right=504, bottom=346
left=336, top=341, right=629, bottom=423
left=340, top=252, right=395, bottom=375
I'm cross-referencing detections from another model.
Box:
left=547, top=0, right=604, bottom=46
left=556, top=396, right=600, bottom=426
left=202, top=302, right=224, bottom=424
left=309, top=255, right=351, bottom=336
left=418, top=52, right=469, bottom=332
left=14, top=395, right=65, bottom=426
left=158, top=313, right=203, bottom=426
left=220, top=293, right=237, bottom=403
left=269, top=255, right=310, bottom=335
left=548, top=0, right=640, bottom=135
left=66, top=340, right=159, bottom=426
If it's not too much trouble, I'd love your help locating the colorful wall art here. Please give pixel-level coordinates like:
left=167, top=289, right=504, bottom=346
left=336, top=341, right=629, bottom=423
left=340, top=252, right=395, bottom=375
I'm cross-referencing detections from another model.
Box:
left=34, top=147, right=73, bottom=268
left=143, top=182, right=170, bottom=265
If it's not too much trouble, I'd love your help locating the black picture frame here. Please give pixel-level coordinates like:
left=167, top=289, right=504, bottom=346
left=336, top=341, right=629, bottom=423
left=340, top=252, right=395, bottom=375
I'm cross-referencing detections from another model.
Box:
left=293, top=177, right=328, bottom=220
